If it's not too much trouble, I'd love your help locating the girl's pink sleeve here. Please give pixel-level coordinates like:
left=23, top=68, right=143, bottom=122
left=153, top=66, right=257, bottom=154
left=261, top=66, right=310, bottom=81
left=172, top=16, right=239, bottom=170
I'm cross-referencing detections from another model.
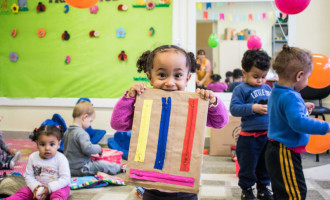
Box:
left=110, top=91, right=136, bottom=132
left=206, top=96, right=229, bottom=129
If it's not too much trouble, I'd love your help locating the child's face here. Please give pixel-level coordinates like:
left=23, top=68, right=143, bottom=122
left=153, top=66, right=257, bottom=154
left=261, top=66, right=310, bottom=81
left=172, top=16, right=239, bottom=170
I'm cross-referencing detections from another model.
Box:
left=82, top=114, right=95, bottom=129
left=147, top=50, right=191, bottom=91
left=197, top=53, right=205, bottom=61
left=243, top=66, right=268, bottom=87
left=37, top=134, right=60, bottom=159
left=294, top=69, right=312, bottom=92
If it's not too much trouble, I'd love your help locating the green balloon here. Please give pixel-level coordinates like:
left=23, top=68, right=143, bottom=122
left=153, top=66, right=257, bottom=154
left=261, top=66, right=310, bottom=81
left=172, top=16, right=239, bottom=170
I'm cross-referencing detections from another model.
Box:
left=208, top=33, right=219, bottom=48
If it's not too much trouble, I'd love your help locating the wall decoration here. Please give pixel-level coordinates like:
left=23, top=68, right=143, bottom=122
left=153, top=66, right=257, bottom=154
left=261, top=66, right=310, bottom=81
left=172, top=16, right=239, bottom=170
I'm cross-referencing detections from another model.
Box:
left=118, top=51, right=127, bottom=61
left=148, top=27, right=155, bottom=36
left=89, top=5, right=98, bottom=14
left=64, top=0, right=98, bottom=9
left=18, top=0, right=28, bottom=11
left=11, top=3, right=19, bottom=13
left=62, top=30, right=70, bottom=40
left=65, top=56, right=71, bottom=64
left=1, top=0, right=8, bottom=12
left=10, top=52, right=18, bottom=62
left=89, top=30, right=99, bottom=37
left=0, top=1, right=172, bottom=98
left=116, top=27, right=125, bottom=38
left=36, top=2, right=45, bottom=12
left=133, top=0, right=170, bottom=8
left=37, top=28, right=46, bottom=38
left=118, top=4, right=127, bottom=11
left=146, top=0, right=155, bottom=10
left=64, top=4, right=69, bottom=13
left=11, top=29, right=17, bottom=37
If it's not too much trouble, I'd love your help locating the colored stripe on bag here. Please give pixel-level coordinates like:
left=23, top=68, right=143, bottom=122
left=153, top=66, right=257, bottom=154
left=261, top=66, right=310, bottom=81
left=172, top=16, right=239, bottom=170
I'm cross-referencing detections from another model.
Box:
left=154, top=97, right=171, bottom=170
left=180, top=98, right=198, bottom=171
left=130, top=168, right=195, bottom=187
left=135, top=100, right=153, bottom=162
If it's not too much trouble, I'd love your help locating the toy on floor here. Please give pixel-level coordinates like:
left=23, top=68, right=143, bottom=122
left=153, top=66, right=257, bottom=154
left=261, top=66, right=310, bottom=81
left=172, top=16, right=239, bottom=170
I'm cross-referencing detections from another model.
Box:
left=135, top=186, right=145, bottom=199
left=70, top=172, right=125, bottom=190
left=107, top=131, right=131, bottom=160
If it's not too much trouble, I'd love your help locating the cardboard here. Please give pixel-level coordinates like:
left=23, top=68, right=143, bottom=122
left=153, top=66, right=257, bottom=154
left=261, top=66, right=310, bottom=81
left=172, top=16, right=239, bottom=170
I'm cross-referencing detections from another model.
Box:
left=210, top=116, right=241, bottom=156
left=124, top=88, right=209, bottom=193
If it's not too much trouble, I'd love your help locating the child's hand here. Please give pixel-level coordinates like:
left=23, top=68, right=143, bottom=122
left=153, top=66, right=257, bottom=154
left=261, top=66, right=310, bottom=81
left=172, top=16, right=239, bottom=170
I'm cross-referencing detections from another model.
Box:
left=252, top=104, right=268, bottom=115
left=0, top=116, right=3, bottom=122
left=33, top=185, right=49, bottom=200
left=196, top=88, right=217, bottom=105
left=126, top=83, right=147, bottom=98
left=7, top=149, right=16, bottom=156
left=305, top=102, right=315, bottom=114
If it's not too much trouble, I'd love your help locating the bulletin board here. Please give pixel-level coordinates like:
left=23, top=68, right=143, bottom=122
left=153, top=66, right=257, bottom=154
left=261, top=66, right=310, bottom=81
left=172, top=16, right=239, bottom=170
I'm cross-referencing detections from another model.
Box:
left=0, top=0, right=172, bottom=98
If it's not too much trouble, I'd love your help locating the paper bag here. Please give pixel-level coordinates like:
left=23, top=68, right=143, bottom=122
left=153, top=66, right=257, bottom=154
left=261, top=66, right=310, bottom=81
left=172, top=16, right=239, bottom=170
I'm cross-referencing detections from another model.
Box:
left=124, top=88, right=209, bottom=193
left=209, top=116, right=241, bottom=156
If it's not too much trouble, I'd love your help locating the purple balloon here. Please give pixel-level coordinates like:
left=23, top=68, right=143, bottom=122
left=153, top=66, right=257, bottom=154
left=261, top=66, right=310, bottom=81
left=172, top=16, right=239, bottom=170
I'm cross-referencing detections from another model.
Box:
left=247, top=35, right=262, bottom=50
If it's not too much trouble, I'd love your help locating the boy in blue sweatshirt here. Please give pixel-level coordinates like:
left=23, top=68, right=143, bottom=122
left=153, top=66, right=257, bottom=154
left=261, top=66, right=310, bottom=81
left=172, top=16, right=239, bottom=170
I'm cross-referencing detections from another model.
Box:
left=230, top=49, right=273, bottom=200
left=265, top=45, right=329, bottom=200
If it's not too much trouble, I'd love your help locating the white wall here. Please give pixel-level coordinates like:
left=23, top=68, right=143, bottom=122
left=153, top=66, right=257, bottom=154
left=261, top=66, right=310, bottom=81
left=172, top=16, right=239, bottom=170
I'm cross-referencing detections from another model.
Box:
left=0, top=0, right=329, bottom=133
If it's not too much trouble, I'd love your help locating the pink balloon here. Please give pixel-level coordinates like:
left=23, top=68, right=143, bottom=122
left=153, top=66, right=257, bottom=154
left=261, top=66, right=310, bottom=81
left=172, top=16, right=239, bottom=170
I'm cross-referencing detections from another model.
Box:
left=247, top=35, right=262, bottom=50
left=275, top=0, right=311, bottom=15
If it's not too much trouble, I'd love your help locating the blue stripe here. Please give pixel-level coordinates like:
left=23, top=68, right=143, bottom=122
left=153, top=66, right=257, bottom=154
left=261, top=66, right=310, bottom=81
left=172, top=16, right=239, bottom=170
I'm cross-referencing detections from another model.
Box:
left=154, top=97, right=171, bottom=170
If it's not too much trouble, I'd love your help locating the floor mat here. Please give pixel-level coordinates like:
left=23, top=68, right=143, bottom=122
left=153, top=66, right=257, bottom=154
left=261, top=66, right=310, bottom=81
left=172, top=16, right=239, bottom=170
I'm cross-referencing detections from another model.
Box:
left=1, top=139, right=37, bottom=175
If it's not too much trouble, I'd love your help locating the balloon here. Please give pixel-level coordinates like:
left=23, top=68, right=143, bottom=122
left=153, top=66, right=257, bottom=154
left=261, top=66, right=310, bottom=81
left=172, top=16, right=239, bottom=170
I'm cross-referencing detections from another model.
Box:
left=275, top=0, right=311, bottom=15
left=307, top=53, right=330, bottom=89
left=247, top=35, right=262, bottom=50
left=306, top=119, right=330, bottom=154
left=208, top=33, right=219, bottom=48
left=64, top=0, right=99, bottom=9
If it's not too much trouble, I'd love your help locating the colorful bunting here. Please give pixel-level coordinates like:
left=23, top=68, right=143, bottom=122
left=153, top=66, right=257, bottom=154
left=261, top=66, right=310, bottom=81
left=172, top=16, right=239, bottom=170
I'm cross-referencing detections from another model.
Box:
left=196, top=3, right=202, bottom=10
left=216, top=2, right=224, bottom=7
left=212, top=12, right=217, bottom=20
left=234, top=14, right=239, bottom=22
left=262, top=12, right=267, bottom=20
left=203, top=11, right=208, bottom=19
left=228, top=14, right=233, bottom=21
left=206, top=2, right=212, bottom=10
left=255, top=13, right=260, bottom=21
left=219, top=13, right=225, bottom=21
left=248, top=13, right=253, bottom=21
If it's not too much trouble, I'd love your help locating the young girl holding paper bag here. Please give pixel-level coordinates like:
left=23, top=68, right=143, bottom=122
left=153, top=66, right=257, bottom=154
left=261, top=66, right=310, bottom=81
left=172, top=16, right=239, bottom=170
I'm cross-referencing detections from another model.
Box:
left=111, top=45, right=229, bottom=200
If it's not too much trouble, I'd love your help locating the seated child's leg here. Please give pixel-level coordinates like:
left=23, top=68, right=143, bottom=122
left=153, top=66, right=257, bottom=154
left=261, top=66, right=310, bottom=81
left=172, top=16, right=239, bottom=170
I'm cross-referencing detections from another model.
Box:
left=81, top=160, right=121, bottom=176
left=0, top=151, right=13, bottom=169
left=49, top=185, right=70, bottom=200
left=2, top=186, right=33, bottom=200
left=265, top=141, right=307, bottom=200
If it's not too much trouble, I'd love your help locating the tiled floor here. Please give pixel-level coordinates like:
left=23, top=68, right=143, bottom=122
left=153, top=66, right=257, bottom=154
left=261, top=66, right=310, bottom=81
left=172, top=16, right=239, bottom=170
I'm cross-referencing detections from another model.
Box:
left=68, top=153, right=330, bottom=200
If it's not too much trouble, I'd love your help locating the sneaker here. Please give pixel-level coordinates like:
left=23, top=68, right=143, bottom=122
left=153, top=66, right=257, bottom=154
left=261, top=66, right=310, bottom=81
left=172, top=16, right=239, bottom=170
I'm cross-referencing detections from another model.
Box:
left=241, top=188, right=256, bottom=200
left=12, top=151, right=21, bottom=163
left=9, top=161, right=15, bottom=169
left=257, top=187, right=274, bottom=200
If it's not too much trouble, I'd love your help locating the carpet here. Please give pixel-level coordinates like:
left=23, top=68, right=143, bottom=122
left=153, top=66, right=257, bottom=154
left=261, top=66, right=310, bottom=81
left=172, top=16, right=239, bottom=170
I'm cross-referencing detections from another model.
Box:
left=1, top=139, right=37, bottom=175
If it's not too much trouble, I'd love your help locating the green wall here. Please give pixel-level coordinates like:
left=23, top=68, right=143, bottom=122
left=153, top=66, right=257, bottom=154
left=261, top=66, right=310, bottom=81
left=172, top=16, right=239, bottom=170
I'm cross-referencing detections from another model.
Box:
left=0, top=0, right=172, bottom=98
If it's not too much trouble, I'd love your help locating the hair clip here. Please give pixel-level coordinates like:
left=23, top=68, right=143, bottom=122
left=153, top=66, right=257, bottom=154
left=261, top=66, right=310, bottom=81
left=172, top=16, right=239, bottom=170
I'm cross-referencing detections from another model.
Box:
left=56, top=125, right=60, bottom=129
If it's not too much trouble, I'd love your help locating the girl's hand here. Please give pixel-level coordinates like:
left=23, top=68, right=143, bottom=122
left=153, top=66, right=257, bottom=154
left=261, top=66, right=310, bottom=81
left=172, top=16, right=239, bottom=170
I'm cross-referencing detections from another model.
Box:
left=126, top=83, right=147, bottom=98
left=305, top=102, right=315, bottom=114
left=196, top=88, right=217, bottom=105
left=252, top=104, right=268, bottom=115
left=38, top=185, right=49, bottom=200
left=7, top=149, right=16, bottom=156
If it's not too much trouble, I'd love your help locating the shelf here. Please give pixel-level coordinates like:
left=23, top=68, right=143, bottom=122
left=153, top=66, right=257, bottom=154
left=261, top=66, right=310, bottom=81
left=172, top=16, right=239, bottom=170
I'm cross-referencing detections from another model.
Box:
left=274, top=23, right=288, bottom=26
left=274, top=40, right=287, bottom=43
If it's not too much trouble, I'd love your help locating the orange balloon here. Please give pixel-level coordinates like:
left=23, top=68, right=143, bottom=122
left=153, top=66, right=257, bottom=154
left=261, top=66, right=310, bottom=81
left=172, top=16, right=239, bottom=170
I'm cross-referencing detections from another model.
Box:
left=307, top=53, right=330, bottom=89
left=306, top=118, right=330, bottom=154
left=64, top=0, right=99, bottom=9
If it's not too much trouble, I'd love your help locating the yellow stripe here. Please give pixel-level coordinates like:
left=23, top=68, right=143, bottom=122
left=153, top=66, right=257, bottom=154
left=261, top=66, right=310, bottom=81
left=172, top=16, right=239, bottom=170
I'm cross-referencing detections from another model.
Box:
left=283, top=146, right=297, bottom=199
left=287, top=149, right=301, bottom=200
left=135, top=100, right=153, bottom=162
left=280, top=143, right=292, bottom=200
